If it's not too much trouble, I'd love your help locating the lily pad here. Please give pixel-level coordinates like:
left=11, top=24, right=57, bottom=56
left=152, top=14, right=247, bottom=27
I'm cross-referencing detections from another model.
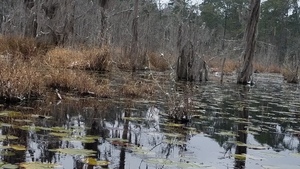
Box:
left=233, top=154, right=246, bottom=160
left=215, top=131, right=238, bottom=137
left=49, top=132, right=69, bottom=137
left=0, top=111, right=22, bottom=117
left=19, top=162, right=62, bottom=169
left=0, top=164, right=18, bottom=169
left=0, top=135, right=18, bottom=141
left=11, top=145, right=26, bottom=151
left=82, top=157, right=110, bottom=167
left=52, top=148, right=96, bottom=156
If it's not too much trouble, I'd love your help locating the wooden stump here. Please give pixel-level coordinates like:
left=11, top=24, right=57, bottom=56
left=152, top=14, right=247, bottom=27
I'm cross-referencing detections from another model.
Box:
left=176, top=41, right=208, bottom=82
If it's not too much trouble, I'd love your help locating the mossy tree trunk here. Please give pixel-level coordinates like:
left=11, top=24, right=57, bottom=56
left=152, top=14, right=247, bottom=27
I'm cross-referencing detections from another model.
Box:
left=237, top=0, right=260, bottom=84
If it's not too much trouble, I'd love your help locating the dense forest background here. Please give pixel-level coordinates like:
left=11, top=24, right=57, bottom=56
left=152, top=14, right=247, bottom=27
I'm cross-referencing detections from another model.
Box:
left=0, top=0, right=299, bottom=68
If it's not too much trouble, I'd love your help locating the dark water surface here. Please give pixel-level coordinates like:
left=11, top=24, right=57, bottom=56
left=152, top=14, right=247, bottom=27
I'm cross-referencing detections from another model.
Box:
left=1, top=72, right=300, bottom=169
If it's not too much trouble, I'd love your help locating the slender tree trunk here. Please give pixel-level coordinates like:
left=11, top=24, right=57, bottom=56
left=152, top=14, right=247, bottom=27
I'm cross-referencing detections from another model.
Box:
left=100, top=0, right=109, bottom=47
left=237, top=0, right=260, bottom=84
left=130, top=0, right=139, bottom=71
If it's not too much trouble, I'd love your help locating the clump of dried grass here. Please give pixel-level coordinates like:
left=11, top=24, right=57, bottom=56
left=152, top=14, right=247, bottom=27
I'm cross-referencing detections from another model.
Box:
left=0, top=36, right=48, bottom=60
left=120, top=80, right=155, bottom=97
left=45, top=47, right=111, bottom=71
left=148, top=52, right=169, bottom=71
left=208, top=57, right=239, bottom=74
left=268, top=64, right=281, bottom=74
left=46, top=69, right=111, bottom=97
left=0, top=36, right=113, bottom=101
left=0, top=60, right=45, bottom=99
left=282, top=67, right=299, bottom=83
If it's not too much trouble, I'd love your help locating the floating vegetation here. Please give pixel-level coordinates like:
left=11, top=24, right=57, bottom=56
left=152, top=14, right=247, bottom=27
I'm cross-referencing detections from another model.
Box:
left=48, top=132, right=69, bottom=137
left=50, top=148, right=96, bottom=156
left=215, top=131, right=238, bottom=137
left=11, top=145, right=26, bottom=151
left=163, top=132, right=185, bottom=138
left=19, top=162, right=62, bottom=169
left=160, top=122, right=184, bottom=127
left=0, top=135, right=18, bottom=141
left=129, top=146, right=156, bottom=156
left=146, top=158, right=212, bottom=168
left=31, top=114, right=52, bottom=119
left=233, top=154, right=247, bottom=160
left=236, top=142, right=268, bottom=150
left=0, top=163, right=18, bottom=169
left=0, top=151, right=15, bottom=156
left=82, top=157, right=110, bottom=167
left=19, top=125, right=40, bottom=131
left=61, top=136, right=99, bottom=143
left=0, top=111, right=22, bottom=117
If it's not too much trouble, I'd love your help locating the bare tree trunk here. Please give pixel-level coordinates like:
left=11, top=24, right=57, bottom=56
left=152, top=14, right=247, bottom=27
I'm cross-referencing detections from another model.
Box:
left=176, top=41, right=208, bottom=82
left=130, top=0, right=139, bottom=71
left=100, top=0, right=109, bottom=47
left=237, top=0, right=260, bottom=84
left=62, top=0, right=75, bottom=45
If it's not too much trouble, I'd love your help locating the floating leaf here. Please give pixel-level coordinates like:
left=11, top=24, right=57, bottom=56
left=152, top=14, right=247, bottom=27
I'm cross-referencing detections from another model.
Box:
left=0, top=123, right=13, bottom=127
left=19, top=162, right=61, bottom=169
left=14, top=119, right=32, bottom=123
left=0, top=111, right=22, bottom=117
left=122, top=117, right=145, bottom=121
left=53, top=148, right=96, bottom=156
left=62, top=136, right=99, bottom=143
left=51, top=127, right=69, bottom=132
left=1, top=164, right=18, bottom=169
left=35, top=126, right=53, bottom=131
left=49, top=132, right=69, bottom=137
left=0, top=150, right=15, bottom=156
left=0, top=146, right=10, bottom=149
left=160, top=123, right=184, bottom=127
left=11, top=145, right=26, bottom=151
left=31, top=114, right=52, bottom=119
left=82, top=157, right=110, bottom=167
left=233, top=154, right=246, bottom=160
left=19, top=125, right=39, bottom=131
left=215, top=131, right=238, bottom=137
left=0, top=135, right=18, bottom=141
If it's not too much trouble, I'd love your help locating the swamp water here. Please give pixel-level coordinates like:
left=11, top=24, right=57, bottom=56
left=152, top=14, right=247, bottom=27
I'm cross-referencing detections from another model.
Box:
left=0, top=72, right=300, bottom=169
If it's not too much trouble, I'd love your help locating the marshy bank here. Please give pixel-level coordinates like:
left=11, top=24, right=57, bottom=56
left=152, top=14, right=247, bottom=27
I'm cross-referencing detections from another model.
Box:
left=0, top=36, right=296, bottom=106
left=0, top=36, right=163, bottom=105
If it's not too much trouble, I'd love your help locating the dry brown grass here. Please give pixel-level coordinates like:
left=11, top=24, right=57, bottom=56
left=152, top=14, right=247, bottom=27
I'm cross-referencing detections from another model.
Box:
left=0, top=36, right=113, bottom=101
left=46, top=69, right=111, bottom=97
left=268, top=64, right=281, bottom=73
left=208, top=57, right=239, bottom=74
left=0, top=60, right=45, bottom=99
left=0, top=36, right=49, bottom=60
left=148, top=52, right=169, bottom=71
left=120, top=80, right=156, bottom=97
left=45, top=47, right=111, bottom=71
